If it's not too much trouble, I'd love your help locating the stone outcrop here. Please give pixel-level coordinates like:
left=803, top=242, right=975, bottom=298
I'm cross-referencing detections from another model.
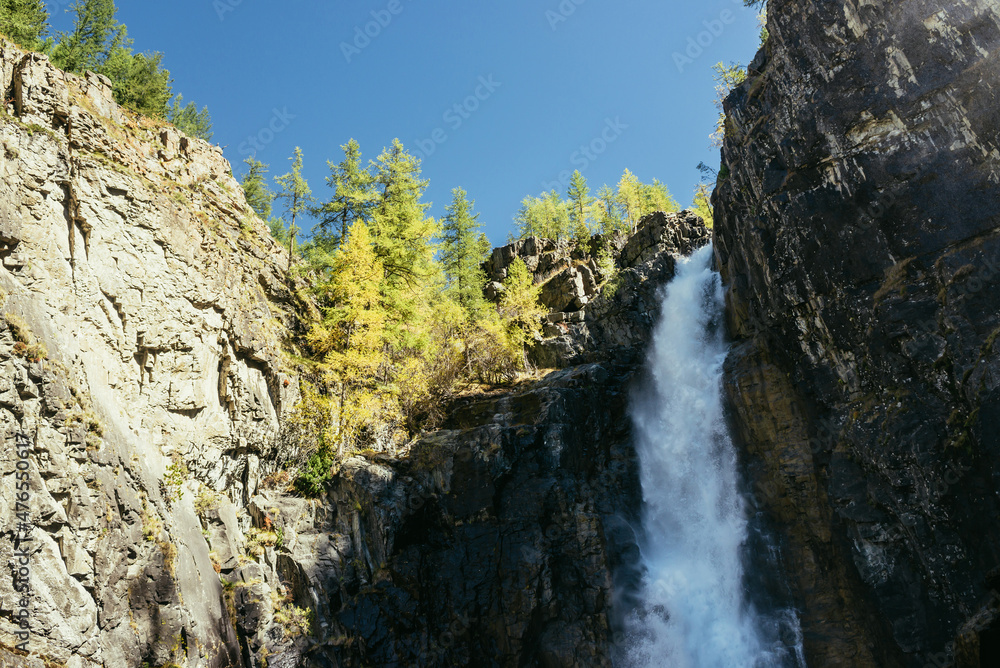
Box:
left=714, top=0, right=1000, bottom=665
left=0, top=41, right=305, bottom=667
left=485, top=211, right=711, bottom=369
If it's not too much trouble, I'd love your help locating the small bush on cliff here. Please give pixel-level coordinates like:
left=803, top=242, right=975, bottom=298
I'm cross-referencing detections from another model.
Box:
left=4, top=312, right=48, bottom=361
left=271, top=590, right=313, bottom=639
left=691, top=183, right=714, bottom=228
left=167, top=94, right=213, bottom=141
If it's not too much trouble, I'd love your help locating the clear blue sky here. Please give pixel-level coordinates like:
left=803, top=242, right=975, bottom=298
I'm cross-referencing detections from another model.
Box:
left=50, top=0, right=762, bottom=245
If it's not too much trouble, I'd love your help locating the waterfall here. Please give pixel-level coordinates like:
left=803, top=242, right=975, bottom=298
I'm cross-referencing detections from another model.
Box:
left=620, top=244, right=806, bottom=668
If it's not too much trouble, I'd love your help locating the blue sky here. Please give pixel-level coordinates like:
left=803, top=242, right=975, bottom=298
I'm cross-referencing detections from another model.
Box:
left=50, top=0, right=762, bottom=245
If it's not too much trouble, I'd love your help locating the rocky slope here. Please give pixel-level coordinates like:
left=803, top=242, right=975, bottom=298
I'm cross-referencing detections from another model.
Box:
left=714, top=0, right=1000, bottom=665
left=0, top=38, right=714, bottom=667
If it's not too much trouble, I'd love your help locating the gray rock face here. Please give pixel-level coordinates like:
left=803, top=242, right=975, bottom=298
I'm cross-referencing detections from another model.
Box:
left=0, top=40, right=302, bottom=667
left=714, top=0, right=1000, bottom=665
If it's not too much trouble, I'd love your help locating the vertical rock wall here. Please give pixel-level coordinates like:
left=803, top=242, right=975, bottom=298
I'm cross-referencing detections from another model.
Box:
left=0, top=42, right=301, bottom=667
left=714, top=0, right=1000, bottom=665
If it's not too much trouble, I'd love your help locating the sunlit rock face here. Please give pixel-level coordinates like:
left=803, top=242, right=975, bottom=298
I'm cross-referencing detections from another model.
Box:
left=714, top=0, right=1000, bottom=665
left=0, top=40, right=301, bottom=667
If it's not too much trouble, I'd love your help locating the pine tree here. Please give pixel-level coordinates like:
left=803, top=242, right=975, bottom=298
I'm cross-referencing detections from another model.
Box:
left=616, top=169, right=643, bottom=231
left=268, top=217, right=288, bottom=244
left=167, top=94, right=213, bottom=141
left=691, top=183, right=714, bottom=228
left=639, top=179, right=680, bottom=217
left=567, top=170, right=593, bottom=244
left=514, top=195, right=545, bottom=239
left=102, top=48, right=171, bottom=117
left=0, top=0, right=49, bottom=50
left=369, top=140, right=437, bottom=323
left=440, top=188, right=490, bottom=318
left=274, top=147, right=314, bottom=271
left=596, top=184, right=623, bottom=236
left=315, top=139, right=376, bottom=251
left=52, top=0, right=172, bottom=118
left=240, top=158, right=272, bottom=220
left=52, top=0, right=126, bottom=73
left=307, top=220, right=387, bottom=452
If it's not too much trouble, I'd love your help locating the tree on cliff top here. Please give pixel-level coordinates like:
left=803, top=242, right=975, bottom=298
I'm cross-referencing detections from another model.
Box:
left=711, top=61, right=747, bottom=147
left=616, top=169, right=643, bottom=231
left=369, top=140, right=438, bottom=343
left=567, top=171, right=594, bottom=244
left=275, top=147, right=314, bottom=271
left=52, top=0, right=126, bottom=73
left=640, top=179, right=681, bottom=217
left=240, top=158, right=273, bottom=220
left=0, top=0, right=49, bottom=50
left=52, top=0, right=175, bottom=119
left=314, top=139, right=377, bottom=253
left=440, top=188, right=491, bottom=318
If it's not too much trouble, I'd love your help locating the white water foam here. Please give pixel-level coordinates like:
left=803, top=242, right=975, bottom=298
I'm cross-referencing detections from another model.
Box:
left=622, top=244, right=805, bottom=668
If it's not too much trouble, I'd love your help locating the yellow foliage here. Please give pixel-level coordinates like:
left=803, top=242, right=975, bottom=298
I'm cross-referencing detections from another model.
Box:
left=616, top=169, right=643, bottom=231
left=499, top=258, right=545, bottom=351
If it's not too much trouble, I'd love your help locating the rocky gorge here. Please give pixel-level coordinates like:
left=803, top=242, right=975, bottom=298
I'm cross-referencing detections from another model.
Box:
left=1, top=0, right=999, bottom=665
left=0, top=35, right=716, bottom=666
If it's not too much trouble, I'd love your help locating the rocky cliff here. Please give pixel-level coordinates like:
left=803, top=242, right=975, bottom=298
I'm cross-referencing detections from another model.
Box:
left=0, top=38, right=715, bottom=667
left=714, top=0, right=1000, bottom=665
left=0, top=42, right=306, bottom=667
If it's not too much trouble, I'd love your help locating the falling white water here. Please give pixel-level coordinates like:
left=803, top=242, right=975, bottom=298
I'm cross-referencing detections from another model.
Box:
left=622, top=244, right=805, bottom=668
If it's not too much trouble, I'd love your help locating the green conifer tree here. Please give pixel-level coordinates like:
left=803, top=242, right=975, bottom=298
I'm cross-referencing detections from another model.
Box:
left=52, top=0, right=126, bottom=73
left=274, top=147, right=314, bottom=271
left=102, top=49, right=171, bottom=117
left=167, top=94, right=213, bottom=141
left=639, top=178, right=680, bottom=217
left=240, top=158, right=273, bottom=220
left=596, top=184, right=623, bottom=236
left=440, top=188, right=490, bottom=318
left=52, top=0, right=172, bottom=118
left=567, top=170, right=593, bottom=244
left=315, top=139, right=376, bottom=251
left=514, top=195, right=544, bottom=239
left=369, top=139, right=436, bottom=290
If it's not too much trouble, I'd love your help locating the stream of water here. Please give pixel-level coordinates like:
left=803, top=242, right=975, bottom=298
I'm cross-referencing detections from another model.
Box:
left=620, top=244, right=806, bottom=668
